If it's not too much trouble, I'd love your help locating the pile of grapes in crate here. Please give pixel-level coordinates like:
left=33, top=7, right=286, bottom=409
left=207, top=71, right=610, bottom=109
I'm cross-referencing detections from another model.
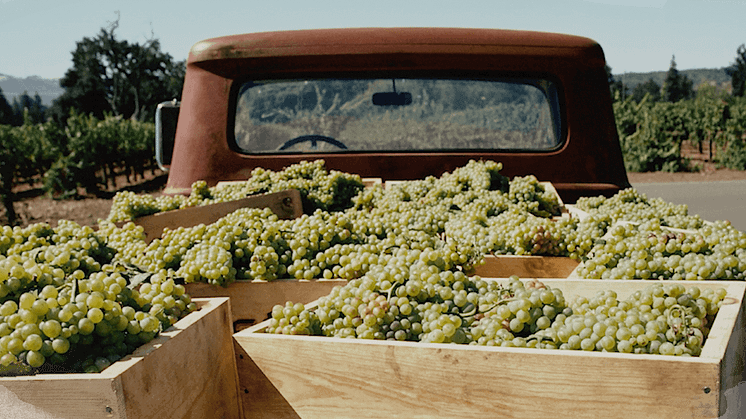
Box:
left=267, top=272, right=727, bottom=356
left=0, top=221, right=197, bottom=374
left=106, top=159, right=746, bottom=285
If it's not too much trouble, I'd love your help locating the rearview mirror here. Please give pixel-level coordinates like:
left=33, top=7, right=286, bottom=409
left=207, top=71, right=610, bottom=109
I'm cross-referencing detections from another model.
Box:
left=372, top=92, right=412, bottom=106
left=155, top=100, right=180, bottom=171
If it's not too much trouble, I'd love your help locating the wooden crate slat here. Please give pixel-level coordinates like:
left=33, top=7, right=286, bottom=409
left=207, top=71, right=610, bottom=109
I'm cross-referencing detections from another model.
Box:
left=185, top=279, right=347, bottom=329
left=361, top=178, right=382, bottom=187
left=122, top=189, right=303, bottom=243
left=714, top=287, right=746, bottom=393
left=0, top=378, right=123, bottom=418
left=471, top=255, right=579, bottom=278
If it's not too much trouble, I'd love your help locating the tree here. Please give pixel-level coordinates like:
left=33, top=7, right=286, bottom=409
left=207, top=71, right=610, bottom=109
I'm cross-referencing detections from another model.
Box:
left=0, top=87, right=12, bottom=125
left=631, top=78, right=661, bottom=103
left=11, top=92, right=46, bottom=125
left=725, top=44, right=746, bottom=97
left=0, top=125, right=33, bottom=225
left=661, top=56, right=693, bottom=102
left=606, top=64, right=629, bottom=99
left=50, top=13, right=185, bottom=123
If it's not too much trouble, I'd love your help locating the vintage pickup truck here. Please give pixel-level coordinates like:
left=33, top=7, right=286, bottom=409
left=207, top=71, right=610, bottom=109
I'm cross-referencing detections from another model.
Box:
left=146, top=29, right=746, bottom=416
left=156, top=27, right=630, bottom=203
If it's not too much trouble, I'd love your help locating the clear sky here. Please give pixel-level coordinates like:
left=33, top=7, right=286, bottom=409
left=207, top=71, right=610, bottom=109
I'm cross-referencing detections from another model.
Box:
left=1, top=0, right=745, bottom=80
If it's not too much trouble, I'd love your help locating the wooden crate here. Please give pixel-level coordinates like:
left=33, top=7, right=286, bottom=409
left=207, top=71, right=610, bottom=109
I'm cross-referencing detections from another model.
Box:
left=0, top=298, right=242, bottom=419
left=185, top=279, right=347, bottom=330
left=471, top=254, right=579, bottom=278
left=120, top=189, right=303, bottom=243
left=233, top=279, right=746, bottom=419
left=564, top=203, right=590, bottom=221
left=361, top=177, right=382, bottom=188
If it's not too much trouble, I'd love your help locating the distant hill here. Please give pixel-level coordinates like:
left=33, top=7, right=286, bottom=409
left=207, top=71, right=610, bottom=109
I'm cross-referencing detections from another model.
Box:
left=0, top=74, right=65, bottom=106
left=613, top=68, right=732, bottom=92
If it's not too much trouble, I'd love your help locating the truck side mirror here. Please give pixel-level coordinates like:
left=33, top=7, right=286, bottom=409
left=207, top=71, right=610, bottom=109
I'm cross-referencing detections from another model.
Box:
left=155, top=100, right=180, bottom=171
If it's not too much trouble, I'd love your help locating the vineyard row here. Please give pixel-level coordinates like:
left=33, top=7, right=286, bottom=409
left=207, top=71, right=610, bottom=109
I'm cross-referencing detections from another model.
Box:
left=615, top=94, right=746, bottom=172
left=0, top=111, right=156, bottom=224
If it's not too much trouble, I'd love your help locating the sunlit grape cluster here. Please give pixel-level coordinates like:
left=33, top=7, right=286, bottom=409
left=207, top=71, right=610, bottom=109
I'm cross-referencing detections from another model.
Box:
left=576, top=219, right=746, bottom=280
left=575, top=188, right=704, bottom=230
left=442, top=191, right=609, bottom=259
left=107, top=190, right=186, bottom=222
left=265, top=245, right=505, bottom=342
left=508, top=174, right=563, bottom=217
left=536, top=282, right=726, bottom=355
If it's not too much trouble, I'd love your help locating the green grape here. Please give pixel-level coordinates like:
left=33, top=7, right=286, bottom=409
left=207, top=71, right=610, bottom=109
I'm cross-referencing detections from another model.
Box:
left=25, top=350, right=45, bottom=368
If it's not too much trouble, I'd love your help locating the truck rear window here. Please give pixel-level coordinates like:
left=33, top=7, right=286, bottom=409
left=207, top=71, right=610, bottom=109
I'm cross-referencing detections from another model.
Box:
left=233, top=78, right=562, bottom=154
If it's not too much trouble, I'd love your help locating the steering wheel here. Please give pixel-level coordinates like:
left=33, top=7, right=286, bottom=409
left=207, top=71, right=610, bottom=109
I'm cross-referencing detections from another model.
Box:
left=278, top=135, right=348, bottom=151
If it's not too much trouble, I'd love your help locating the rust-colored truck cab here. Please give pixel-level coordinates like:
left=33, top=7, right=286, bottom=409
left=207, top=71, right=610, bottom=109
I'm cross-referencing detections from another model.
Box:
left=161, top=27, right=629, bottom=203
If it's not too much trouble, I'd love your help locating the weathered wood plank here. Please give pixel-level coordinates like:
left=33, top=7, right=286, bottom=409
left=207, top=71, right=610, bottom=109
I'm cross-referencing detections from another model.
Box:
left=116, top=298, right=242, bottom=419
left=122, top=189, right=303, bottom=243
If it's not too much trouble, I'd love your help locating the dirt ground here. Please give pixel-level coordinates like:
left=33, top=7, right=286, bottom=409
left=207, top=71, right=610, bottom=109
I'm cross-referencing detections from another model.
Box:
left=4, top=155, right=746, bottom=229
left=628, top=142, right=746, bottom=183
left=3, top=170, right=168, bottom=229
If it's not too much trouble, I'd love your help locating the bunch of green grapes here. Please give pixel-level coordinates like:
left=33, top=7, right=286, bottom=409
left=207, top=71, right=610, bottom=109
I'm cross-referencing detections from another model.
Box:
left=0, top=268, right=196, bottom=373
left=0, top=221, right=115, bottom=302
left=96, top=221, right=149, bottom=265
left=469, top=278, right=570, bottom=348
left=556, top=214, right=613, bottom=260
left=443, top=195, right=608, bottom=259
left=575, top=188, right=703, bottom=230
left=508, top=175, right=562, bottom=217
left=0, top=222, right=54, bottom=257
left=351, top=160, right=508, bottom=211
left=118, top=207, right=271, bottom=283
left=576, top=219, right=746, bottom=280
left=423, top=159, right=509, bottom=200
left=0, top=225, right=18, bottom=255
left=482, top=207, right=569, bottom=256
left=537, top=282, right=726, bottom=355
left=0, top=220, right=198, bottom=374
left=265, top=245, right=485, bottom=341
left=107, top=190, right=187, bottom=222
